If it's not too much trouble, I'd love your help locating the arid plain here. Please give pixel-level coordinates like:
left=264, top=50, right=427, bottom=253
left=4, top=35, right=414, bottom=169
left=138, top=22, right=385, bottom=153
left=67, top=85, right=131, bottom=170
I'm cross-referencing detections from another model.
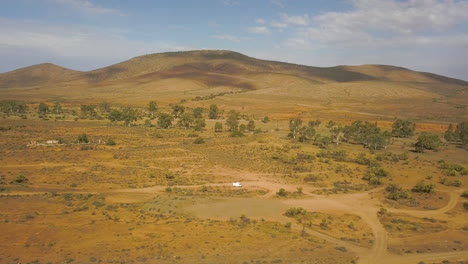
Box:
left=0, top=50, right=467, bottom=264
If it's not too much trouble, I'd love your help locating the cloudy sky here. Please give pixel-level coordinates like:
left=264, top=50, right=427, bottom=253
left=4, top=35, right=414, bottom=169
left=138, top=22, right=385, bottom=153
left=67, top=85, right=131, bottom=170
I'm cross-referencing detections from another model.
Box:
left=1, top=0, right=468, bottom=80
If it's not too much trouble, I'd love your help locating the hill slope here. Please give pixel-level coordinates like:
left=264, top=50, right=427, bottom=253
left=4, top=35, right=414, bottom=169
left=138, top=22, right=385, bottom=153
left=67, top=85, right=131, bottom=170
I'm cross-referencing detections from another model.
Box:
left=0, top=63, right=81, bottom=88
left=0, top=50, right=467, bottom=122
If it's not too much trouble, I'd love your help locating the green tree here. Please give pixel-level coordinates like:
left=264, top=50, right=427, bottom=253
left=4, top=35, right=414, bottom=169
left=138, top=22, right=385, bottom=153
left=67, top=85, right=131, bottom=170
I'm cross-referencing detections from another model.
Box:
left=412, top=181, right=435, bottom=193
left=52, top=102, right=62, bottom=114
left=247, top=120, right=255, bottom=131
left=392, top=119, right=416, bottom=138
left=415, top=132, right=442, bottom=152
left=108, top=109, right=122, bottom=123
left=38, top=102, right=49, bottom=115
left=208, top=104, right=219, bottom=119
left=98, top=102, right=111, bottom=113
left=157, top=113, right=173, bottom=129
left=288, top=117, right=302, bottom=139
left=193, top=107, right=204, bottom=118
left=214, top=122, right=223, bottom=132
left=327, top=121, right=343, bottom=144
left=444, top=124, right=456, bottom=142
left=77, top=134, right=89, bottom=143
left=226, top=110, right=240, bottom=132
left=80, top=104, right=97, bottom=118
left=120, top=107, right=139, bottom=126
left=148, top=101, right=158, bottom=117
left=178, top=113, right=194, bottom=129
left=298, top=125, right=315, bottom=143
left=455, top=122, right=468, bottom=145
left=193, top=118, right=206, bottom=131
left=171, top=104, right=185, bottom=118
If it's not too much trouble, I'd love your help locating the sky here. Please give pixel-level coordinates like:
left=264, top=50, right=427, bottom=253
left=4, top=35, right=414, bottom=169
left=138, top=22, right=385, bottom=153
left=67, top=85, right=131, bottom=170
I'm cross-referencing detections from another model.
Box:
left=1, top=0, right=468, bottom=80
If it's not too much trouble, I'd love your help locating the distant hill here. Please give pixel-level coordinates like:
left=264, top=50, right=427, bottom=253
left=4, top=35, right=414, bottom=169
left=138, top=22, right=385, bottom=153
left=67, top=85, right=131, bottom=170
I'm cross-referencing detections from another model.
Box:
left=0, top=63, right=81, bottom=88
left=0, top=50, right=467, bottom=122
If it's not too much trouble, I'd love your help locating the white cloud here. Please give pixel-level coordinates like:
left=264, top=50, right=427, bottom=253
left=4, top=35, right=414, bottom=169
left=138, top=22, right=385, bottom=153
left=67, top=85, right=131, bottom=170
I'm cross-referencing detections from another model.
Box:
left=271, top=0, right=287, bottom=8
left=247, top=26, right=271, bottom=35
left=271, top=21, right=287, bottom=29
left=212, top=34, right=241, bottom=42
left=0, top=17, right=193, bottom=71
left=279, top=13, right=309, bottom=26
left=47, top=0, right=125, bottom=15
left=255, top=18, right=266, bottom=24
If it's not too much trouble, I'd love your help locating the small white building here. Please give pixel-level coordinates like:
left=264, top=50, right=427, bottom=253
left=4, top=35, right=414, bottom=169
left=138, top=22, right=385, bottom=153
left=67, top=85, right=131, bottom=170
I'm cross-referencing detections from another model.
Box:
left=232, top=182, right=242, bottom=187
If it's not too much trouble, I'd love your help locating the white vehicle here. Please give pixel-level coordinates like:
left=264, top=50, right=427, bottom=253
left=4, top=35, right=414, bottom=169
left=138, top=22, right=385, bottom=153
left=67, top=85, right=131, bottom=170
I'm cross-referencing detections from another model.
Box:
left=232, top=182, right=242, bottom=187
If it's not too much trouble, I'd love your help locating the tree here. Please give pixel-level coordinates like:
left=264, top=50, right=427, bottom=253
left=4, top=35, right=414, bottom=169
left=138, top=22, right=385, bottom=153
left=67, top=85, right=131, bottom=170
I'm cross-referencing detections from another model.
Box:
left=171, top=104, right=185, bottom=118
left=455, top=122, right=468, bottom=145
left=298, top=126, right=315, bottom=143
left=80, top=104, right=97, bottom=118
left=148, top=101, right=158, bottom=117
left=239, top=124, right=247, bottom=133
left=327, top=121, right=343, bottom=144
left=178, top=113, right=194, bottom=129
left=392, top=119, right=416, bottom=138
left=444, top=124, right=456, bottom=142
left=52, top=102, right=62, bottom=114
left=214, top=122, right=223, bottom=132
left=209, top=104, right=219, bottom=119
left=247, top=120, right=255, bottom=131
left=262, top=116, right=270, bottom=123
left=288, top=117, right=302, bottom=139
left=415, top=132, right=442, bottom=152
left=77, top=134, right=89, bottom=143
left=98, top=102, right=111, bottom=113
left=157, top=113, right=173, bottom=129
left=193, top=107, right=204, bottom=118
left=193, top=118, right=206, bottom=131
left=412, top=181, right=435, bottom=193
left=38, top=102, right=49, bottom=115
left=120, top=107, right=139, bottom=126
left=226, top=110, right=240, bottom=132
left=108, top=109, right=122, bottom=123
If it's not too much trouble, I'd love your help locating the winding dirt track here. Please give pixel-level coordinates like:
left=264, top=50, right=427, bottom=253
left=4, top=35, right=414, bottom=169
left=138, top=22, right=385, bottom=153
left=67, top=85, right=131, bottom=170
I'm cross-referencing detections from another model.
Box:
left=2, top=175, right=467, bottom=264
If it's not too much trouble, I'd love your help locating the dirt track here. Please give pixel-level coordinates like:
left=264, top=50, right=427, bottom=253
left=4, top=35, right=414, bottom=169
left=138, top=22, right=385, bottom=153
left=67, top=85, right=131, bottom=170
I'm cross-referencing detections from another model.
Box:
left=3, top=173, right=467, bottom=264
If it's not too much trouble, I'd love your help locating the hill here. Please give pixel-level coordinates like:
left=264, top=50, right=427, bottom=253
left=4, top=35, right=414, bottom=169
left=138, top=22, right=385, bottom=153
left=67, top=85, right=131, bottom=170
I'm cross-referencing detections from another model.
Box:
left=0, top=50, right=467, bottom=122
left=0, top=63, right=81, bottom=88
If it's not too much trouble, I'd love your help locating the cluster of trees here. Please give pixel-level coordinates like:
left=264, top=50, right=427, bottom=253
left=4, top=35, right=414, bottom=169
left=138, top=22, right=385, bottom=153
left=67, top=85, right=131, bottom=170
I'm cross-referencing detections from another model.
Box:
left=445, top=122, right=468, bottom=146
left=108, top=107, right=140, bottom=126
left=224, top=110, right=256, bottom=137
left=391, top=119, right=416, bottom=138
left=342, top=121, right=392, bottom=150
left=288, top=118, right=394, bottom=150
left=0, top=100, right=28, bottom=115
left=414, top=132, right=442, bottom=152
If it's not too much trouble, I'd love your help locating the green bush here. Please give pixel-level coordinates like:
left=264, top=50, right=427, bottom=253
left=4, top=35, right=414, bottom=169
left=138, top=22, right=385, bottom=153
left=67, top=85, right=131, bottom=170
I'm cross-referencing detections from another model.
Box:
left=193, top=138, right=205, bottom=144
left=277, top=188, right=288, bottom=197
left=105, top=139, right=116, bottom=146
left=412, top=181, right=435, bottom=193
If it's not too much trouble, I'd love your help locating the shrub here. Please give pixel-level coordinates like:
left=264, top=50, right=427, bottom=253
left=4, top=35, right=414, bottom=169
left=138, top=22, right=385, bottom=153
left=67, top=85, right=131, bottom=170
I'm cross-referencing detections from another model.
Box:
left=105, top=139, right=116, bottom=146
left=385, top=184, right=409, bottom=200
left=193, top=138, right=205, bottom=144
left=14, top=173, right=28, bottom=184
left=415, top=132, right=442, bottom=152
left=77, top=134, right=89, bottom=143
left=284, top=207, right=306, bottom=217
left=277, top=188, right=288, bottom=197
left=412, top=181, right=435, bottom=193
left=461, top=190, right=468, bottom=198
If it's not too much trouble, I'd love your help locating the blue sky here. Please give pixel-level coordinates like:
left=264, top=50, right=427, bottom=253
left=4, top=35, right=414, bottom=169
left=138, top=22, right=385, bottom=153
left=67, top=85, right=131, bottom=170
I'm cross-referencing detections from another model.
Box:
left=1, top=0, right=468, bottom=80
